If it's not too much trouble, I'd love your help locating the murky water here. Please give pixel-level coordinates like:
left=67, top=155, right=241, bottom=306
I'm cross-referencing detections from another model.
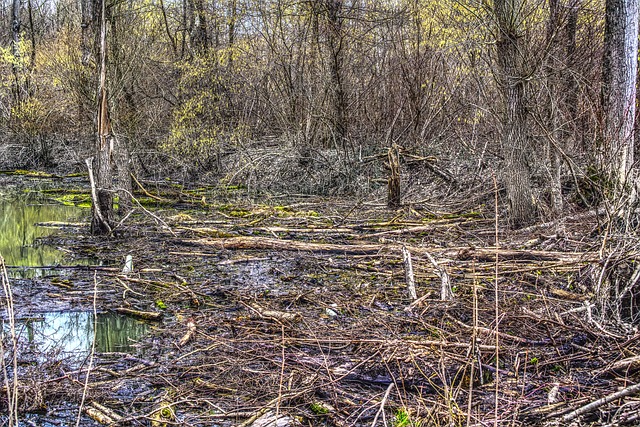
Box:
left=0, top=190, right=87, bottom=277
left=11, top=311, right=150, bottom=364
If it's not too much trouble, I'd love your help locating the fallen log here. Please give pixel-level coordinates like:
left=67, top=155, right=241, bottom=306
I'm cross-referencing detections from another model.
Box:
left=192, top=237, right=384, bottom=254
left=185, top=236, right=598, bottom=263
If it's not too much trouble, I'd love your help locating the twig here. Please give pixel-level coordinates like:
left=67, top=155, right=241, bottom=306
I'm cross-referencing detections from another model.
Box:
left=130, top=172, right=168, bottom=202
left=370, top=382, right=394, bottom=427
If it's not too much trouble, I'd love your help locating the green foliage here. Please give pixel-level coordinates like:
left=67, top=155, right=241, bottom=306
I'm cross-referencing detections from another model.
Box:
left=393, top=408, right=421, bottom=427
left=309, top=402, right=329, bottom=415
left=163, top=51, right=248, bottom=169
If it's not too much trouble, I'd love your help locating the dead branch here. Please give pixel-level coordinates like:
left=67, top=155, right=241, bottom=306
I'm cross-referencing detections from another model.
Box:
left=560, top=382, right=640, bottom=422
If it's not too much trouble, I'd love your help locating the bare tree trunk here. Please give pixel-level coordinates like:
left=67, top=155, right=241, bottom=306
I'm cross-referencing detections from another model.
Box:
left=191, top=0, right=208, bottom=53
left=545, top=0, right=564, bottom=216
left=495, top=0, right=537, bottom=227
left=325, top=0, right=348, bottom=151
left=108, top=6, right=133, bottom=214
left=602, top=0, right=638, bottom=193
left=80, top=0, right=94, bottom=66
left=11, top=0, right=23, bottom=106
left=159, top=0, right=177, bottom=56
left=91, top=0, right=113, bottom=235
left=564, top=1, right=580, bottom=130
left=228, top=0, right=236, bottom=68
left=388, top=144, right=401, bottom=208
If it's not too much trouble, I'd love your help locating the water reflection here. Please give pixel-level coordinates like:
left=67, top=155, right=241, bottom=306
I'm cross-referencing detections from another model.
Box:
left=13, top=312, right=149, bottom=363
left=0, top=191, right=86, bottom=277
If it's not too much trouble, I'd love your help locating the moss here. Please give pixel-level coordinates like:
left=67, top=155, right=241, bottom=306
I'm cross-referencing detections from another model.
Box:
left=51, top=193, right=92, bottom=208
left=2, top=169, right=56, bottom=178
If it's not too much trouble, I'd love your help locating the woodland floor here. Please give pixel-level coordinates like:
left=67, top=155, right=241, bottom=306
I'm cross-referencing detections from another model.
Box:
left=2, top=173, right=640, bottom=427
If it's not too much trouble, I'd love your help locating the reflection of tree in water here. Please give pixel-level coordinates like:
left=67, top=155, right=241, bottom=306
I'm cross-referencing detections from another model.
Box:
left=95, top=313, right=149, bottom=352
left=16, top=312, right=148, bottom=364
left=23, top=312, right=92, bottom=358
left=0, top=191, right=83, bottom=276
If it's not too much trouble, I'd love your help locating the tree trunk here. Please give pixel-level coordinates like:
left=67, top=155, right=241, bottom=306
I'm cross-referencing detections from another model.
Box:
left=602, top=0, right=638, bottom=192
left=228, top=0, right=236, bottom=68
left=545, top=0, right=564, bottom=216
left=108, top=6, right=133, bottom=214
left=91, top=0, right=114, bottom=235
left=191, top=0, right=208, bottom=53
left=388, top=144, right=401, bottom=209
left=564, top=1, right=580, bottom=130
left=325, top=0, right=348, bottom=151
left=11, top=0, right=23, bottom=106
left=494, top=0, right=537, bottom=227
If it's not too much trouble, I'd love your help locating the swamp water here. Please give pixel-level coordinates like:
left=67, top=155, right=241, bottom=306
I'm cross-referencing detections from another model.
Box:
left=1, top=186, right=151, bottom=367
left=0, top=190, right=87, bottom=277
left=13, top=311, right=149, bottom=364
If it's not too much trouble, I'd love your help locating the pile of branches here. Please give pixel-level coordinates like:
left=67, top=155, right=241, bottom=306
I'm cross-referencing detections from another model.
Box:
left=2, top=197, right=640, bottom=426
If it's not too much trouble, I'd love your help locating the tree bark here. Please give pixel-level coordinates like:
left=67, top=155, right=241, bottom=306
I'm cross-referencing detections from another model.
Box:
left=494, top=0, right=537, bottom=227
left=91, top=0, right=114, bottom=235
left=191, top=0, right=208, bottom=54
left=11, top=0, right=23, bottom=106
left=325, top=0, right=348, bottom=151
left=108, top=6, right=133, bottom=214
left=602, top=0, right=638, bottom=192
left=545, top=0, right=564, bottom=216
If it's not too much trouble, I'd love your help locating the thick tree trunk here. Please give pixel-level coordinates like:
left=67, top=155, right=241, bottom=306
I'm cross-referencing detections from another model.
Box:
left=602, top=0, right=638, bottom=191
left=325, top=0, right=347, bottom=151
left=495, top=0, right=537, bottom=227
left=191, top=0, right=208, bottom=53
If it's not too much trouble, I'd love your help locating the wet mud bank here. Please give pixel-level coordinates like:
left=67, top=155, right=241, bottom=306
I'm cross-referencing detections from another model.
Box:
left=1, top=174, right=640, bottom=426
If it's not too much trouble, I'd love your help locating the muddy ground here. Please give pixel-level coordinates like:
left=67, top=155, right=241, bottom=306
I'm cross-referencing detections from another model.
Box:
left=1, top=174, right=640, bottom=427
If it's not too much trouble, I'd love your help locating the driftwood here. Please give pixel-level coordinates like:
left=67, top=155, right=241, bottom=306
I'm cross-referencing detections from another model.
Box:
left=178, top=318, right=196, bottom=347
left=401, top=245, right=417, bottom=300
left=191, top=237, right=384, bottom=254
left=85, top=401, right=122, bottom=425
left=247, top=303, right=301, bottom=322
left=114, top=307, right=162, bottom=321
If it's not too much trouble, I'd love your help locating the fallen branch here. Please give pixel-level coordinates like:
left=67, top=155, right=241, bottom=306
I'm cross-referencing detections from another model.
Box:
left=114, top=307, right=162, bottom=321
left=178, top=318, right=196, bottom=347
left=561, top=382, right=640, bottom=422
left=423, top=250, right=452, bottom=301
left=402, top=245, right=417, bottom=301
left=194, top=237, right=384, bottom=254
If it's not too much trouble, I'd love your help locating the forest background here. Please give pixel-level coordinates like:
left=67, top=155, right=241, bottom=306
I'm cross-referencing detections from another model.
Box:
left=0, top=0, right=638, bottom=228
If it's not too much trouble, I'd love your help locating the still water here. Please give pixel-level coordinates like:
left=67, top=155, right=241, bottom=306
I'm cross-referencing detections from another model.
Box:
left=0, top=190, right=86, bottom=277
left=13, top=311, right=150, bottom=363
